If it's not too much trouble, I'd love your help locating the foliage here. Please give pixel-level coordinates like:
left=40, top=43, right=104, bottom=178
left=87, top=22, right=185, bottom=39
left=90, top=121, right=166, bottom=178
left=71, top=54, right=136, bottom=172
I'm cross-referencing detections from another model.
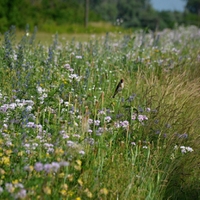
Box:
left=184, top=0, right=200, bottom=14
left=1, top=0, right=199, bottom=33
left=0, top=26, right=200, bottom=199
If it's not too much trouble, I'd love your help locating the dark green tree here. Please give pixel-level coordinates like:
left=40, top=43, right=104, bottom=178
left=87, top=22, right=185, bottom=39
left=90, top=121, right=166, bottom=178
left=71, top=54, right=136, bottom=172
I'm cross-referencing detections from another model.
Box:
left=184, top=0, right=200, bottom=15
left=116, top=0, right=159, bottom=30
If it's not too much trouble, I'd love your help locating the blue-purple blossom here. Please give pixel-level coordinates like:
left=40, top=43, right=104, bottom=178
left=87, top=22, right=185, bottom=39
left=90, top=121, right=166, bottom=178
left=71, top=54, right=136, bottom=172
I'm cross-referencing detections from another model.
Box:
left=15, top=189, right=27, bottom=199
left=94, top=120, right=100, bottom=126
left=34, top=162, right=43, bottom=172
left=120, top=120, right=129, bottom=128
left=105, top=116, right=111, bottom=123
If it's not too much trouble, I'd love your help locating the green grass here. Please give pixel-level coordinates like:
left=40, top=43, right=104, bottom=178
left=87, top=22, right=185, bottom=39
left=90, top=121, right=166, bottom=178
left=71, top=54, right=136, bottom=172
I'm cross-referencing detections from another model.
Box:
left=0, top=25, right=200, bottom=199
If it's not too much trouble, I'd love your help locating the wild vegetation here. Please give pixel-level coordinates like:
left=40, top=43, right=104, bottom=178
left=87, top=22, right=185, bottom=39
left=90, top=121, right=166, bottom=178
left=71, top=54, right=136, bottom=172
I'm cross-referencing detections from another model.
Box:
left=0, top=25, right=200, bottom=199
left=0, top=0, right=199, bottom=33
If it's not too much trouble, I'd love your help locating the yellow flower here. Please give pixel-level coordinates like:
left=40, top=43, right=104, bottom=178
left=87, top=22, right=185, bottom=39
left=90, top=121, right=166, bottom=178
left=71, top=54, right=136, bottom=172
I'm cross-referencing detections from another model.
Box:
left=55, top=148, right=64, bottom=155
left=0, top=168, right=5, bottom=175
left=46, top=153, right=50, bottom=158
left=100, top=188, right=109, bottom=195
left=43, top=186, right=51, bottom=195
left=29, top=165, right=34, bottom=172
left=12, top=179, right=19, bottom=184
left=0, top=139, right=3, bottom=145
left=18, top=151, right=24, bottom=157
left=60, top=189, right=67, bottom=196
left=1, top=156, right=10, bottom=166
left=75, top=197, right=81, bottom=200
left=78, top=178, right=83, bottom=186
left=84, top=188, right=93, bottom=198
left=67, top=174, right=73, bottom=182
left=74, top=165, right=81, bottom=171
left=58, top=172, right=65, bottom=178
left=76, top=160, right=82, bottom=166
left=67, top=190, right=74, bottom=197
left=5, top=149, right=12, bottom=155
left=62, top=184, right=68, bottom=191
left=74, top=159, right=82, bottom=170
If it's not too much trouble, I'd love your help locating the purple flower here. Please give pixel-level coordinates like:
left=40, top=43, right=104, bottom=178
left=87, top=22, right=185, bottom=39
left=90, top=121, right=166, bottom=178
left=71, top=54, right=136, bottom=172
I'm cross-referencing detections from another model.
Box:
left=34, top=162, right=43, bottom=172
left=59, top=161, right=69, bottom=167
left=26, top=122, right=35, bottom=128
left=98, top=110, right=106, bottom=115
left=0, top=104, right=8, bottom=112
left=15, top=189, right=27, bottom=199
left=105, top=116, right=112, bottom=123
left=44, top=163, right=52, bottom=173
left=67, top=140, right=75, bottom=147
left=138, top=115, right=148, bottom=122
left=120, top=120, right=129, bottom=128
left=51, top=162, right=60, bottom=172
left=94, top=120, right=100, bottom=126
left=88, top=119, right=93, bottom=124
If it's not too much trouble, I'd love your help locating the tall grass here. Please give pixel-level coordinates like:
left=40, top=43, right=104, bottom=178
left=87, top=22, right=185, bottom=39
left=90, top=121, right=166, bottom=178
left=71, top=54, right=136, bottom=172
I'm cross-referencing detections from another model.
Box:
left=0, top=25, right=200, bottom=199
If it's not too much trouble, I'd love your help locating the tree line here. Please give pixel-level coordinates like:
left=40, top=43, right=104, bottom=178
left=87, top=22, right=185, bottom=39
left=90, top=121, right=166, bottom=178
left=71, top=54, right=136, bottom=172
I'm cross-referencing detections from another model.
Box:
left=0, top=0, right=199, bottom=32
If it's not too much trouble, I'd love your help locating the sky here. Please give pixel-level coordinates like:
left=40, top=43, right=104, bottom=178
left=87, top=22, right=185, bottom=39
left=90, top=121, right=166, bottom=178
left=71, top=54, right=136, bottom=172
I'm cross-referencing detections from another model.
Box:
left=151, top=0, right=186, bottom=12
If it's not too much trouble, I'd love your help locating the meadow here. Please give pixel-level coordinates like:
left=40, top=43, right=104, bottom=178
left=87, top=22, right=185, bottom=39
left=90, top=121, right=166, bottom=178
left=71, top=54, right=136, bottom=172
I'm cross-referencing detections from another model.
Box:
left=0, top=25, right=200, bottom=200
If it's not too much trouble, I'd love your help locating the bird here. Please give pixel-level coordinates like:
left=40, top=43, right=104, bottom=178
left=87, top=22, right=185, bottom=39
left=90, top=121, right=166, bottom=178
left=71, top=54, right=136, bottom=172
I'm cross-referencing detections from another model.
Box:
left=113, top=79, right=124, bottom=98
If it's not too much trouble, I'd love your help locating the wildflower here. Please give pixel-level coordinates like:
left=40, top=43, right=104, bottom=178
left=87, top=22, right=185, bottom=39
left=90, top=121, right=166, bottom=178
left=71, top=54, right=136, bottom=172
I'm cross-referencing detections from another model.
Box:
left=44, top=163, right=52, bottom=173
left=100, top=188, right=109, bottom=195
left=86, top=119, right=92, bottom=125
left=78, top=178, right=83, bottom=186
left=24, top=165, right=34, bottom=172
left=60, top=189, right=67, bottom=196
left=15, top=189, right=27, bottom=199
left=26, top=122, right=35, bottom=128
left=34, top=162, right=43, bottom=172
left=0, top=187, right=3, bottom=194
left=43, top=186, right=51, bottom=195
left=58, top=173, right=65, bottom=178
left=186, top=146, right=194, bottom=152
left=5, top=183, right=15, bottom=193
left=79, top=150, right=85, bottom=155
left=67, top=140, right=75, bottom=147
left=138, top=115, right=148, bottom=122
left=94, top=120, right=100, bottom=126
left=26, top=106, right=33, bottom=111
left=75, top=55, right=82, bottom=59
left=0, top=104, right=8, bottom=112
left=114, top=122, right=120, bottom=128
left=51, top=162, right=60, bottom=172
left=105, top=116, right=112, bottom=123
left=120, top=120, right=129, bottom=128
left=88, top=129, right=93, bottom=133
left=55, top=148, right=64, bottom=155
left=59, top=161, right=69, bottom=167
left=67, top=174, right=74, bottom=182
left=98, top=110, right=106, bottom=115
left=180, top=146, right=194, bottom=154
left=84, top=188, right=93, bottom=198
left=146, top=107, right=151, bottom=112
left=1, top=156, right=10, bottom=166
left=9, top=103, right=17, bottom=110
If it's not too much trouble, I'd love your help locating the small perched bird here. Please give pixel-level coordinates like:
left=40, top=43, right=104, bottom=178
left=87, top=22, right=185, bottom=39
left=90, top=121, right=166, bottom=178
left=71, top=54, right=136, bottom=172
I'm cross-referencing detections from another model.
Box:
left=113, top=79, right=124, bottom=98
